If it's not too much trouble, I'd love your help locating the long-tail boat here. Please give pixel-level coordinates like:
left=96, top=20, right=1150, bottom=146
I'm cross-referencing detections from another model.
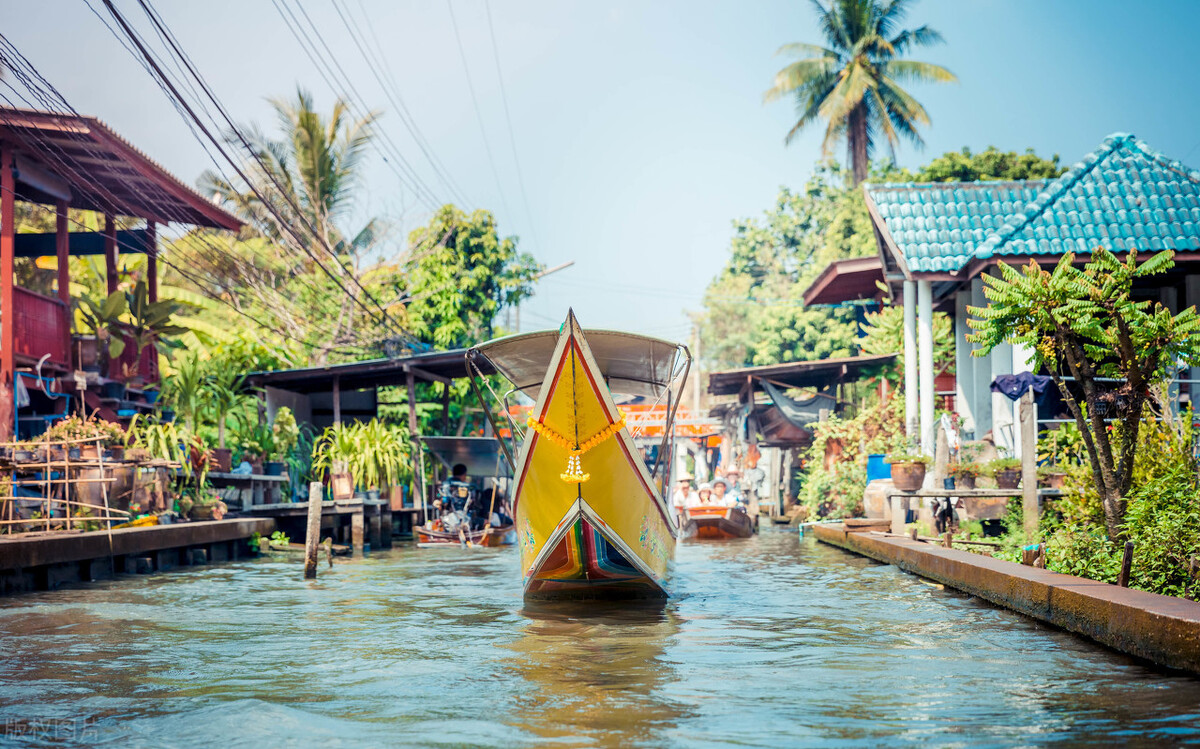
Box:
left=416, top=436, right=516, bottom=548
left=680, top=504, right=756, bottom=540
left=467, top=311, right=691, bottom=599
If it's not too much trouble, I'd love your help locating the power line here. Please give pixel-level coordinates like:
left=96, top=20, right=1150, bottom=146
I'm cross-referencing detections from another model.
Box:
left=445, top=0, right=512, bottom=222
left=332, top=0, right=473, bottom=209
left=99, top=0, right=409, bottom=339
left=482, top=0, right=540, bottom=254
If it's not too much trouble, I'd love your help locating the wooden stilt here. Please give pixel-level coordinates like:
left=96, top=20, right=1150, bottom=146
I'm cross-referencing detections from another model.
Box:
left=304, top=481, right=322, bottom=579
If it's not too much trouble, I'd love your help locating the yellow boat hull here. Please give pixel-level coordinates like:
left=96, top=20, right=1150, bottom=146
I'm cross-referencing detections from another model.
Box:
left=514, top=316, right=676, bottom=599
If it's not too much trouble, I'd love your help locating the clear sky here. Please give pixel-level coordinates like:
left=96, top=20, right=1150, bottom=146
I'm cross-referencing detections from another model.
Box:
left=5, top=0, right=1200, bottom=345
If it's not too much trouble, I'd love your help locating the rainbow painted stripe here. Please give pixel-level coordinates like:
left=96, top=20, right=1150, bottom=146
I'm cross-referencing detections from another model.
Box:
left=525, top=515, right=659, bottom=598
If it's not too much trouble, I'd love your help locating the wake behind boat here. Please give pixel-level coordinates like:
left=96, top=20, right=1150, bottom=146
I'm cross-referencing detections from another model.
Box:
left=467, top=311, right=691, bottom=600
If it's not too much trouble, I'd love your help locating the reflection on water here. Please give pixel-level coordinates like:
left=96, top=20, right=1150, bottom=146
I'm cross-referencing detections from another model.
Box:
left=0, top=530, right=1198, bottom=747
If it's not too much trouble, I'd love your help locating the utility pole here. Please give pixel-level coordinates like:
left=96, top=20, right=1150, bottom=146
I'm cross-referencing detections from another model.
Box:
left=692, top=324, right=701, bottom=418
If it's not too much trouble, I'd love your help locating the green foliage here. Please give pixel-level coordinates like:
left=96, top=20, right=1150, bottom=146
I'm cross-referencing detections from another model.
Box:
left=269, top=530, right=291, bottom=547
left=764, top=0, right=956, bottom=183
left=699, top=165, right=894, bottom=368
left=312, top=419, right=411, bottom=491
left=968, top=248, right=1200, bottom=538
left=857, top=305, right=954, bottom=382
left=800, top=395, right=906, bottom=518
left=885, top=452, right=930, bottom=465
left=272, top=407, right=300, bottom=462
left=986, top=458, right=1021, bottom=474
left=398, top=204, right=539, bottom=349
left=125, top=415, right=188, bottom=468
left=913, top=146, right=1066, bottom=182
left=947, top=461, right=984, bottom=479
left=801, top=461, right=865, bottom=519
left=43, top=415, right=125, bottom=446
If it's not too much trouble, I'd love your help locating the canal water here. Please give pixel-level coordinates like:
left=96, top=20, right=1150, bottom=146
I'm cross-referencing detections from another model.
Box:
left=2, top=528, right=1199, bottom=747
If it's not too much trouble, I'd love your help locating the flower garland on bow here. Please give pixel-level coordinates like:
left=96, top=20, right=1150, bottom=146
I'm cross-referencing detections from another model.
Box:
left=526, top=412, right=627, bottom=483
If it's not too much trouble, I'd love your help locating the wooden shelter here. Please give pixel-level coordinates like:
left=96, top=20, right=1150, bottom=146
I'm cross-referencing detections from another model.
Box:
left=0, top=106, right=241, bottom=439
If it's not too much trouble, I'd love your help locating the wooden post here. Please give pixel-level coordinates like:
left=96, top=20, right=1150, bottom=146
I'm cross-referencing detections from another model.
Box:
left=890, top=495, right=904, bottom=536
left=1118, top=540, right=1134, bottom=587
left=942, top=532, right=952, bottom=549
left=441, top=381, right=451, bottom=434
left=1019, top=387, right=1038, bottom=542
left=304, top=480, right=322, bottom=579
left=406, top=370, right=423, bottom=507
left=0, top=147, right=14, bottom=442
left=351, top=507, right=364, bottom=554
left=146, top=221, right=157, bottom=302
left=331, top=374, right=341, bottom=426
left=104, top=214, right=118, bottom=295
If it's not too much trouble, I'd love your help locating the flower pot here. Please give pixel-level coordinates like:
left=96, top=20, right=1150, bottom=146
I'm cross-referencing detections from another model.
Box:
left=264, top=461, right=285, bottom=476
left=74, top=335, right=100, bottom=369
left=212, top=448, right=233, bottom=473
left=67, top=448, right=81, bottom=460
left=366, top=489, right=381, bottom=501
left=159, top=409, right=176, bottom=423
left=249, top=461, right=264, bottom=475
left=108, top=446, right=125, bottom=462
left=101, top=381, right=126, bottom=400
left=956, top=475, right=977, bottom=490
left=995, top=469, right=1021, bottom=490
left=1040, top=472, right=1066, bottom=489
left=890, top=462, right=926, bottom=492
left=143, top=389, right=160, bottom=405
left=80, top=444, right=100, bottom=460
left=189, top=503, right=217, bottom=521
left=12, top=449, right=35, bottom=463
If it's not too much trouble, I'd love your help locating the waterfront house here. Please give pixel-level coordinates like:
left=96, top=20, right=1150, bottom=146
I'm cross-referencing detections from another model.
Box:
left=0, top=107, right=241, bottom=440
left=805, top=133, right=1200, bottom=455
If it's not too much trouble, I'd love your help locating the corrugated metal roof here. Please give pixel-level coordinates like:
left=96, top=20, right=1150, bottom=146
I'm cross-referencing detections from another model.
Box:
left=864, top=134, right=1200, bottom=274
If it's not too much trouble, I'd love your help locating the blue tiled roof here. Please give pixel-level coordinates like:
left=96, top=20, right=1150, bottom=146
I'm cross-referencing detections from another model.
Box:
left=865, top=133, right=1200, bottom=274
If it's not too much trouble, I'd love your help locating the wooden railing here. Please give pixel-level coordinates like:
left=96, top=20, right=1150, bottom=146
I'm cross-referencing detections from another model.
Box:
left=12, top=286, right=68, bottom=368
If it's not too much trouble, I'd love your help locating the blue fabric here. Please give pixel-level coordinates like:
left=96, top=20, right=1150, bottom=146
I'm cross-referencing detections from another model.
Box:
left=990, top=372, right=1054, bottom=402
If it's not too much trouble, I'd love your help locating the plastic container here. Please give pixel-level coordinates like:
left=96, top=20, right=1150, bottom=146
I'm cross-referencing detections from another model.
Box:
left=866, top=454, right=892, bottom=482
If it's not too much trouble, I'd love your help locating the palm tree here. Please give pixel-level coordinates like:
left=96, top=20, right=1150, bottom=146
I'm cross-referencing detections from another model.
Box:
left=765, top=0, right=956, bottom=185
left=201, top=86, right=379, bottom=261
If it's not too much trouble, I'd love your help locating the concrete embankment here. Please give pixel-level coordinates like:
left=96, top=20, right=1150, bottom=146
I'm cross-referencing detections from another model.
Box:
left=815, top=524, right=1200, bottom=675
left=0, top=518, right=275, bottom=595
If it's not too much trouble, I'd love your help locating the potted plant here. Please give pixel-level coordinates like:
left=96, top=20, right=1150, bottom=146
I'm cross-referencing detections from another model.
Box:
left=1038, top=465, right=1067, bottom=489
left=947, top=461, right=984, bottom=489
left=885, top=452, right=930, bottom=492
left=43, top=415, right=125, bottom=458
left=77, top=289, right=127, bottom=381
left=120, top=280, right=191, bottom=387
left=988, top=458, right=1023, bottom=489
left=267, top=407, right=299, bottom=477
left=204, top=368, right=250, bottom=473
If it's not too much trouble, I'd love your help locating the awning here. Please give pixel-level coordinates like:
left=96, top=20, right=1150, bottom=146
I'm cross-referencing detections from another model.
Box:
left=707, top=354, right=894, bottom=397
left=801, top=256, right=885, bottom=307
left=470, top=329, right=684, bottom=400
left=246, top=349, right=477, bottom=394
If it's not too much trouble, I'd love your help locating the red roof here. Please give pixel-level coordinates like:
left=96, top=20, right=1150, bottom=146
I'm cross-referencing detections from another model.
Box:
left=801, top=255, right=885, bottom=307
left=0, top=107, right=241, bottom=230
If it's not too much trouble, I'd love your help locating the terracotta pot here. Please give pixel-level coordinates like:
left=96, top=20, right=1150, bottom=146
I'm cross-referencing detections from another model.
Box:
left=108, top=446, right=125, bottom=462
left=955, top=475, right=977, bottom=490
left=212, top=448, right=233, bottom=473
left=995, top=469, right=1021, bottom=490
left=890, top=462, right=926, bottom=492
left=1040, top=472, right=1066, bottom=489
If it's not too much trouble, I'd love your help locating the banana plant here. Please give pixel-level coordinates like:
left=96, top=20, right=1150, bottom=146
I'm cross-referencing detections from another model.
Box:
left=123, top=280, right=191, bottom=379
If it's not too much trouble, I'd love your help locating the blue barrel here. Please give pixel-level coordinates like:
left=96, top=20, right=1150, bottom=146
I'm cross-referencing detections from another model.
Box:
left=866, top=454, right=891, bottom=482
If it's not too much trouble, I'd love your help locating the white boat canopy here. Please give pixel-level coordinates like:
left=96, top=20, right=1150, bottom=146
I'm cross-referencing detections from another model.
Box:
left=421, top=436, right=509, bottom=477
left=469, top=329, right=684, bottom=400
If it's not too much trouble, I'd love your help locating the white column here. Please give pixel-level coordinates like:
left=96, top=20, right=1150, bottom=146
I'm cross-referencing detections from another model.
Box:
left=954, top=289, right=975, bottom=437
left=903, top=280, right=918, bottom=442
left=918, top=280, right=935, bottom=456
left=989, top=271, right=1015, bottom=454
left=970, top=277, right=992, bottom=439
left=1163, top=287, right=1180, bottom=412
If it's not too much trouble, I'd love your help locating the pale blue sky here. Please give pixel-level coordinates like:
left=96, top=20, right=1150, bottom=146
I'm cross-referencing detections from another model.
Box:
left=5, top=0, right=1200, bottom=344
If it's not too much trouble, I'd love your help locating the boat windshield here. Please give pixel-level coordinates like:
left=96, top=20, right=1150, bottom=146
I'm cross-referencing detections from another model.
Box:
left=468, top=329, right=683, bottom=399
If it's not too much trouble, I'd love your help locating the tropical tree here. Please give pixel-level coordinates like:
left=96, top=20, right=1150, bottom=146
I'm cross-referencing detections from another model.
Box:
left=765, top=0, right=956, bottom=184
left=967, top=249, right=1200, bottom=541
left=190, top=87, right=389, bottom=359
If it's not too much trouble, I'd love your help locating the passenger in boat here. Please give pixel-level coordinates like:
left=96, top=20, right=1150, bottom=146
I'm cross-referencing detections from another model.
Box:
left=688, top=483, right=713, bottom=508
left=672, top=474, right=696, bottom=522
left=711, top=477, right=737, bottom=507
left=435, top=463, right=475, bottom=532
left=721, top=470, right=745, bottom=506
left=481, top=486, right=513, bottom=528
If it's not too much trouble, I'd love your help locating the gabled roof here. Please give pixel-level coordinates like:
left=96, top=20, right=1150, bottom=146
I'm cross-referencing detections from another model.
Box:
left=863, top=133, right=1200, bottom=275
left=0, top=107, right=241, bottom=230
left=865, top=180, right=1045, bottom=273
left=977, top=133, right=1200, bottom=261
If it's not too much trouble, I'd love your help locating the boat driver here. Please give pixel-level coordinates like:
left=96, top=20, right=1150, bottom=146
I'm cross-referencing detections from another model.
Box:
left=711, top=477, right=737, bottom=507
left=436, top=463, right=475, bottom=532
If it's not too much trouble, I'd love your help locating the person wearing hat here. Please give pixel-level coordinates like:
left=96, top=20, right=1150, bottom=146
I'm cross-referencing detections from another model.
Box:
left=671, top=474, right=696, bottom=523
left=711, top=477, right=736, bottom=507
left=720, top=470, right=744, bottom=506
left=688, top=482, right=713, bottom=508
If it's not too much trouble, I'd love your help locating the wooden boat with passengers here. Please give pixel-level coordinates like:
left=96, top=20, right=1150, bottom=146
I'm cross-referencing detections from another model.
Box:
left=416, top=436, right=517, bottom=548
left=680, top=503, right=756, bottom=540
left=467, top=311, right=692, bottom=600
